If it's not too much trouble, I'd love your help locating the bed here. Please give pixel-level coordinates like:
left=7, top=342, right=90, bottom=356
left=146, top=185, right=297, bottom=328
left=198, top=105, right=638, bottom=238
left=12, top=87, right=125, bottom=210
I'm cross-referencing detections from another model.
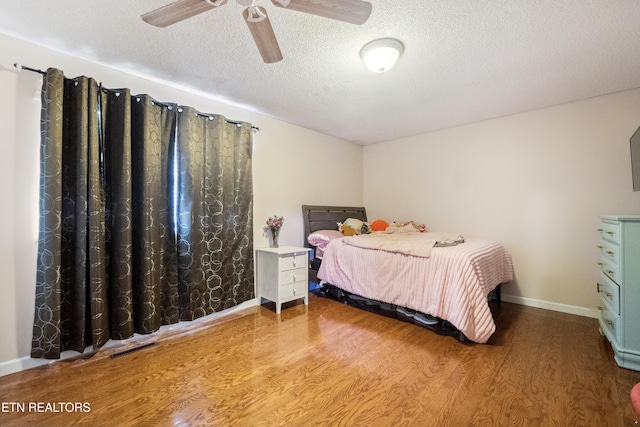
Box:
left=302, top=205, right=514, bottom=343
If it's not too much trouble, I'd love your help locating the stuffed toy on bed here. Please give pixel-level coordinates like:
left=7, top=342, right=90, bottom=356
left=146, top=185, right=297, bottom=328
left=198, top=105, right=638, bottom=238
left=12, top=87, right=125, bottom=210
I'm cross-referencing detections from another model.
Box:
left=386, top=220, right=427, bottom=233
left=370, top=219, right=389, bottom=232
left=338, top=217, right=370, bottom=235
left=403, top=220, right=427, bottom=233
left=338, top=224, right=359, bottom=236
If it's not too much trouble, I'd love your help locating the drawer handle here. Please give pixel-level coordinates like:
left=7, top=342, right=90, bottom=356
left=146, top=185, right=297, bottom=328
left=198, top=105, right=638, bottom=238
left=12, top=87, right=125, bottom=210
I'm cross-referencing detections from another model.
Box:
left=597, top=228, right=604, bottom=232
left=597, top=262, right=604, bottom=266
left=607, top=270, right=614, bottom=275
left=293, top=261, right=296, bottom=267
left=597, top=305, right=603, bottom=310
left=606, top=231, right=615, bottom=235
left=597, top=282, right=602, bottom=292
left=292, top=275, right=296, bottom=282
left=605, top=292, right=613, bottom=298
left=606, top=320, right=614, bottom=327
left=293, top=288, right=297, bottom=295
left=606, top=251, right=614, bottom=255
left=596, top=245, right=603, bottom=249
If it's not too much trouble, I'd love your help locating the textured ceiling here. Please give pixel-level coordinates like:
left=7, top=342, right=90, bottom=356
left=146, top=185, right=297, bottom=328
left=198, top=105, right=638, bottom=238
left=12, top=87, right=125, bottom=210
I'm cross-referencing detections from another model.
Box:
left=1, top=1, right=640, bottom=145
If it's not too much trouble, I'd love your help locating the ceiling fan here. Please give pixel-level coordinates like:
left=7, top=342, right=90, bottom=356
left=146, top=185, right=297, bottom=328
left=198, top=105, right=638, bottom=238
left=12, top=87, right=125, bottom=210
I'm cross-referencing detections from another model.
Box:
left=142, top=0, right=373, bottom=63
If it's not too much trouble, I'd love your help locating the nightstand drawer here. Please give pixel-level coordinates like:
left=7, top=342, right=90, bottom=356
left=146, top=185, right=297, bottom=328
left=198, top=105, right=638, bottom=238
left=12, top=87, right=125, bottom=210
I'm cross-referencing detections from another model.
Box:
left=279, top=267, right=307, bottom=286
left=281, top=282, right=306, bottom=300
left=279, top=253, right=307, bottom=271
left=597, top=272, right=620, bottom=314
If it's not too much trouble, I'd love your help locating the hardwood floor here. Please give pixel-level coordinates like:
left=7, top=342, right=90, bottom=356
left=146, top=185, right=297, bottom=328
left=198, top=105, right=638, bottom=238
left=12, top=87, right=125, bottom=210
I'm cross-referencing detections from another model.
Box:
left=1, top=295, right=639, bottom=426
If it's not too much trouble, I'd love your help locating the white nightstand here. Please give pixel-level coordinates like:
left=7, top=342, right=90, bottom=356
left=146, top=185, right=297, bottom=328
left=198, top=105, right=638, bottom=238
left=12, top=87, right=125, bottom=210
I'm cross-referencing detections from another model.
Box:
left=256, top=246, right=311, bottom=313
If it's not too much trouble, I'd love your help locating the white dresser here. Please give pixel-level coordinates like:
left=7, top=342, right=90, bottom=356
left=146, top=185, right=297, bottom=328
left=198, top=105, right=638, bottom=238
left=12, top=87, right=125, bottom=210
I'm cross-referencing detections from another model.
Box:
left=597, top=215, right=640, bottom=371
left=256, top=246, right=310, bottom=314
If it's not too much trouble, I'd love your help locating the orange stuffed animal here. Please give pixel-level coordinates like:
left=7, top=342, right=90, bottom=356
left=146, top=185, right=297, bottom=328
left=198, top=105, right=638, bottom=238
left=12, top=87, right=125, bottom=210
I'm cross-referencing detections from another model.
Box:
left=370, top=219, right=389, bottom=232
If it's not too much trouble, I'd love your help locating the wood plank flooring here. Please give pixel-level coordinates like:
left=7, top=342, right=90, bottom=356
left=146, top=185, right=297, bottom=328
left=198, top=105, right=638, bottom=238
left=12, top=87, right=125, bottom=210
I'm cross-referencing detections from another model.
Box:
left=1, top=295, right=639, bottom=426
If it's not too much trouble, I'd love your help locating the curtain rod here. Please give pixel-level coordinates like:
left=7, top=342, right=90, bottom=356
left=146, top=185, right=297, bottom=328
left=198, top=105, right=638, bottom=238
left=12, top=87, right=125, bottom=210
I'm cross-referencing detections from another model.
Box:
left=15, top=63, right=261, bottom=133
left=15, top=63, right=45, bottom=75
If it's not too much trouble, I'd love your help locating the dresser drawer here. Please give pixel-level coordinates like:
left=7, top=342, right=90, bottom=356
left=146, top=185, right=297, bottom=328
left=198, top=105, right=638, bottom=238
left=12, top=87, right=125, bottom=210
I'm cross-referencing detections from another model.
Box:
left=596, top=241, right=619, bottom=266
left=599, top=221, right=621, bottom=245
left=279, top=253, right=308, bottom=271
left=599, top=300, right=621, bottom=344
left=279, top=267, right=307, bottom=286
left=597, top=258, right=619, bottom=284
left=597, top=272, right=620, bottom=314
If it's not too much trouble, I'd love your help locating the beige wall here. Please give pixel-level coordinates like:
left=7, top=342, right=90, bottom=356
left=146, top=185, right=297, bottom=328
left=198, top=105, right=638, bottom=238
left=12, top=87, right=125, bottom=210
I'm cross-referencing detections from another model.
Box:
left=364, top=89, right=640, bottom=315
left=0, top=34, right=363, bottom=374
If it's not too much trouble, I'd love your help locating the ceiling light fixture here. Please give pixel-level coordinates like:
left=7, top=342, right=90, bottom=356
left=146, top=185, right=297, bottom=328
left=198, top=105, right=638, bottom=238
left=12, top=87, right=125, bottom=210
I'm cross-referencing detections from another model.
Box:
left=360, top=38, right=404, bottom=73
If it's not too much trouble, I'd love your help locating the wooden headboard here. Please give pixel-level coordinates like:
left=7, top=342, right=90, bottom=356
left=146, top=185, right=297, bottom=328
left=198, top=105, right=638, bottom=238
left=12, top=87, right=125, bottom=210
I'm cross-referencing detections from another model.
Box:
left=301, top=205, right=368, bottom=249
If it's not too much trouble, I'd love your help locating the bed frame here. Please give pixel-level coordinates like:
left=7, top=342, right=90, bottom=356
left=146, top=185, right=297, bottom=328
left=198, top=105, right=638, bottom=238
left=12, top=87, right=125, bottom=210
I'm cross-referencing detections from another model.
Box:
left=301, top=205, right=368, bottom=243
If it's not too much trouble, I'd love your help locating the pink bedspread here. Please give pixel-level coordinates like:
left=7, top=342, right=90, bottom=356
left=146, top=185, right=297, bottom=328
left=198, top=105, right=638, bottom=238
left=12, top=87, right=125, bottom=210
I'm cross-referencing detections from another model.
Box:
left=317, top=235, right=514, bottom=343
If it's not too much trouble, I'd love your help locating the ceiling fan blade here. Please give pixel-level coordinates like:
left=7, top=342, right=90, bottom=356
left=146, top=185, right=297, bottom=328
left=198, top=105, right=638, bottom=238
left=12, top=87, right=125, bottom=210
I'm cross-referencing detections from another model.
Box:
left=243, top=7, right=283, bottom=64
left=142, top=0, right=228, bottom=28
left=270, top=0, right=372, bottom=25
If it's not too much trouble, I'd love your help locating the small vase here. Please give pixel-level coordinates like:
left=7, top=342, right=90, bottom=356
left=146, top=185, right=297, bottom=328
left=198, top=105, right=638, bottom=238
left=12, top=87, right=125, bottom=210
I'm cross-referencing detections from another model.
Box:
left=270, top=228, right=279, bottom=248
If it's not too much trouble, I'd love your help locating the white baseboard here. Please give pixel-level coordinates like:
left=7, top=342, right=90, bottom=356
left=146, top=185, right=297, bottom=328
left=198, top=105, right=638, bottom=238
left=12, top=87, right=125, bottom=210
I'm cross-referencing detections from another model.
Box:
left=0, top=298, right=258, bottom=378
left=0, top=356, right=50, bottom=378
left=501, top=294, right=599, bottom=319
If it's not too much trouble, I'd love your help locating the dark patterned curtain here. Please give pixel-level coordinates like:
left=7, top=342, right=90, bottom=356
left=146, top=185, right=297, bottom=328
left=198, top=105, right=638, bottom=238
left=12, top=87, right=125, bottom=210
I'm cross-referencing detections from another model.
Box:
left=176, top=107, right=255, bottom=319
left=32, top=69, right=254, bottom=359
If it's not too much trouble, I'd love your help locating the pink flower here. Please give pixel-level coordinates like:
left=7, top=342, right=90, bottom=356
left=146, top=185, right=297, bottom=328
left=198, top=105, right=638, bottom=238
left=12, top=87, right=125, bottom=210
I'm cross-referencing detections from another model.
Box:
left=266, top=215, right=284, bottom=230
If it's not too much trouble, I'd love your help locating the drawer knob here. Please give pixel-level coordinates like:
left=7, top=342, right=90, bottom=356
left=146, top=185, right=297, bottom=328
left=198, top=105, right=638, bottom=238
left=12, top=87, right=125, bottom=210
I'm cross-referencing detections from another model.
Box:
left=605, top=292, right=613, bottom=298
left=606, top=320, right=614, bottom=327
left=293, top=261, right=296, bottom=267
left=597, top=305, right=603, bottom=310
left=293, top=288, right=297, bottom=295
left=607, top=270, right=614, bottom=275
left=293, top=275, right=296, bottom=281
